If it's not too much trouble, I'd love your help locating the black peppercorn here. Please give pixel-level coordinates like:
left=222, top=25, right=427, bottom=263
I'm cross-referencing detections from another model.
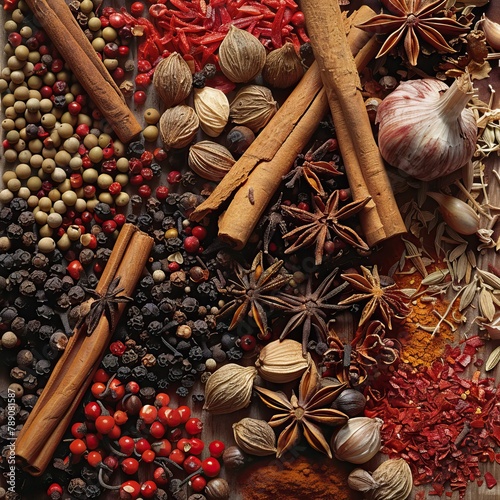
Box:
left=131, top=365, right=148, bottom=380
left=101, top=354, right=119, bottom=372
left=93, top=203, right=113, bottom=220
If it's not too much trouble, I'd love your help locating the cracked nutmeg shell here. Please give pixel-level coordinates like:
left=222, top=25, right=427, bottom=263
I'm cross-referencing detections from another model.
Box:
left=153, top=52, right=193, bottom=108
left=203, top=364, right=257, bottom=414
left=232, top=417, right=277, bottom=456
left=159, top=105, right=199, bottom=150
left=219, top=25, right=266, bottom=83
left=188, top=141, right=235, bottom=181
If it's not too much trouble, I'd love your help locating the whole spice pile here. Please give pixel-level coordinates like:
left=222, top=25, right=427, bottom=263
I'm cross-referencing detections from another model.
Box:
left=2, top=0, right=500, bottom=499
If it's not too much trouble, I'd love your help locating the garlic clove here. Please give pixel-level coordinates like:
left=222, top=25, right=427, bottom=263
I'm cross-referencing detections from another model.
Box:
left=481, top=15, right=500, bottom=51
left=427, top=192, right=480, bottom=236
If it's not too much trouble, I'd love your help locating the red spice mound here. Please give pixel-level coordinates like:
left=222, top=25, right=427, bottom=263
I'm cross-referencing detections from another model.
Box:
left=366, top=336, right=500, bottom=499
left=238, top=454, right=360, bottom=500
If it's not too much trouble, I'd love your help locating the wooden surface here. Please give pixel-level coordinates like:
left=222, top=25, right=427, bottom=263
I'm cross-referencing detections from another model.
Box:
left=2, top=1, right=500, bottom=499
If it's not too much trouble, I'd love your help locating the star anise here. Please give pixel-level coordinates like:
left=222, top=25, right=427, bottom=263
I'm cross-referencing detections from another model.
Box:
left=339, top=265, right=411, bottom=329
left=268, top=268, right=349, bottom=355
left=356, top=0, right=470, bottom=66
left=255, top=360, right=348, bottom=458
left=281, top=190, right=371, bottom=266
left=215, top=252, right=291, bottom=336
left=79, top=276, right=133, bottom=335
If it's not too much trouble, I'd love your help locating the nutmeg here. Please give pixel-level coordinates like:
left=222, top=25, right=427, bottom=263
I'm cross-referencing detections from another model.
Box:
left=153, top=52, right=193, bottom=108
left=218, top=25, right=266, bottom=83
left=262, top=42, right=304, bottom=89
left=159, top=105, right=199, bottom=150
left=188, top=141, right=235, bottom=181
left=193, top=86, right=230, bottom=137
left=229, top=85, right=278, bottom=132
left=205, top=478, right=230, bottom=500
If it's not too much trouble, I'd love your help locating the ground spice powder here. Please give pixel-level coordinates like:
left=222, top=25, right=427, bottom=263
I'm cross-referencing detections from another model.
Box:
left=393, top=268, right=456, bottom=367
left=238, top=453, right=361, bottom=500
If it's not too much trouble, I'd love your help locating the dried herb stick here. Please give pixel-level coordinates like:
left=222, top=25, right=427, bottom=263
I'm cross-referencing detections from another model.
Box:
left=25, top=0, right=142, bottom=143
left=300, top=0, right=406, bottom=244
left=15, top=224, right=153, bottom=475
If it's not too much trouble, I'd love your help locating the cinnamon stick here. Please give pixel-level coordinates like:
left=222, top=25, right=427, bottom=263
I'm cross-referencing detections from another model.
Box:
left=194, top=6, right=382, bottom=249
left=300, top=0, right=406, bottom=242
left=191, top=8, right=373, bottom=224
left=15, top=224, right=153, bottom=476
left=25, top=0, right=142, bottom=143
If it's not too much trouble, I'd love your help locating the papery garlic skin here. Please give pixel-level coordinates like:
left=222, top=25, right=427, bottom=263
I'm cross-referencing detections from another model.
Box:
left=376, top=75, right=477, bottom=181
left=332, top=416, right=383, bottom=464
left=481, top=15, right=500, bottom=51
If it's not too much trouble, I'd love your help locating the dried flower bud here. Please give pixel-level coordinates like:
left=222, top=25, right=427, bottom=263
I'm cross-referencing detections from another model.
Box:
left=262, top=42, right=304, bottom=89
left=229, top=85, right=278, bottom=132
left=159, top=105, right=199, bottom=150
left=219, top=25, right=266, bottom=83
left=153, top=52, right=193, bottom=108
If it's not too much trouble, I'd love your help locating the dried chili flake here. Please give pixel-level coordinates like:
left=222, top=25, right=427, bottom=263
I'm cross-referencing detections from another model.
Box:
left=485, top=472, right=497, bottom=489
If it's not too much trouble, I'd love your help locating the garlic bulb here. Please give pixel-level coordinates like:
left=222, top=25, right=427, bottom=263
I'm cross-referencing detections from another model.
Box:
left=427, top=192, right=480, bottom=235
left=376, top=74, right=477, bottom=181
left=194, top=87, right=230, bottom=137
left=331, top=417, right=383, bottom=464
left=348, top=458, right=413, bottom=500
left=481, top=15, right=500, bottom=51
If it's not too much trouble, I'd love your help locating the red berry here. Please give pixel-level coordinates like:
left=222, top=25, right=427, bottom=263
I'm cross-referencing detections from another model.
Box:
left=95, top=415, right=116, bottom=435
left=183, top=236, right=200, bottom=254
left=134, top=91, right=147, bottom=104
left=291, top=10, right=305, bottom=26
left=126, top=381, right=140, bottom=394
left=102, top=219, right=117, bottom=234
left=190, top=475, right=207, bottom=492
left=138, top=184, right=152, bottom=198
left=191, top=226, right=207, bottom=240
left=130, top=1, right=144, bottom=16
left=208, top=440, right=225, bottom=458
left=69, top=438, right=87, bottom=455
left=119, top=435, right=135, bottom=455
left=154, top=147, right=168, bottom=161
left=338, top=188, right=351, bottom=202
left=167, top=170, right=182, bottom=184
left=67, top=260, right=84, bottom=280
left=155, top=392, right=171, bottom=406
left=297, top=201, right=310, bottom=211
left=129, top=174, right=144, bottom=186
left=177, top=438, right=192, bottom=453
left=239, top=334, right=257, bottom=351
left=85, top=433, right=100, bottom=450
left=137, top=59, right=152, bottom=73
left=185, top=417, right=203, bottom=435
left=67, top=101, right=82, bottom=116
left=140, top=480, right=158, bottom=498
left=113, top=213, right=126, bottom=227
left=150, top=421, right=166, bottom=439
left=140, top=167, right=153, bottom=181
left=135, top=437, right=151, bottom=454
left=86, top=450, right=102, bottom=468
left=189, top=438, right=204, bottom=455
left=120, top=480, right=141, bottom=499
left=139, top=404, right=158, bottom=424
left=153, top=466, right=169, bottom=486
left=168, top=262, right=180, bottom=272
left=165, top=408, right=182, bottom=428
left=91, top=382, right=106, bottom=399
left=84, top=401, right=101, bottom=420
left=135, top=73, right=151, bottom=87
left=47, top=483, right=63, bottom=497
left=142, top=449, right=156, bottom=463
left=75, top=124, right=90, bottom=137
left=151, top=438, right=172, bottom=457
left=71, top=422, right=86, bottom=439
left=155, top=185, right=169, bottom=200
left=109, top=12, right=126, bottom=28
left=168, top=448, right=185, bottom=465
left=201, top=457, right=221, bottom=477
left=121, top=457, right=140, bottom=475
left=113, top=410, right=128, bottom=425
left=183, top=455, right=202, bottom=474
left=113, top=67, right=125, bottom=80
left=177, top=405, right=191, bottom=423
